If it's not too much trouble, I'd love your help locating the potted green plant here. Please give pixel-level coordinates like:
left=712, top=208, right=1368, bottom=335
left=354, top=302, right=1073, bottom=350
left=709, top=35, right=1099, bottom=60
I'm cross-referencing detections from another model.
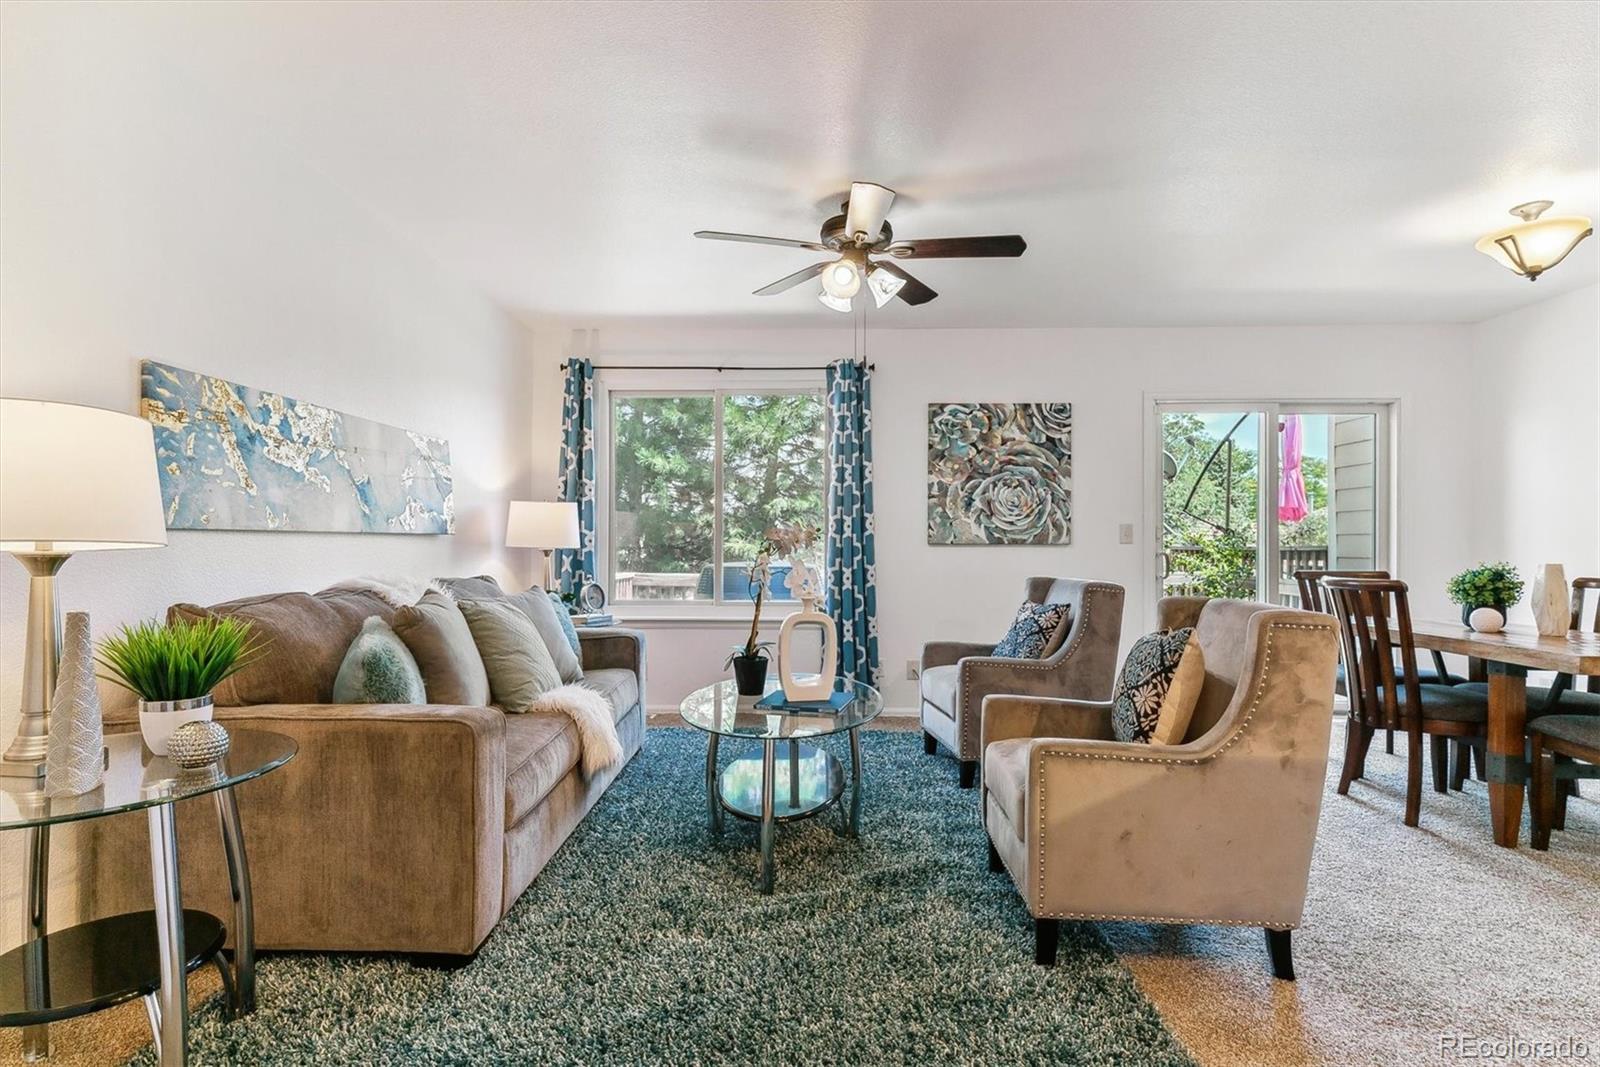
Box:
left=1446, top=562, right=1525, bottom=628
left=726, top=523, right=820, bottom=696
left=97, top=617, right=261, bottom=755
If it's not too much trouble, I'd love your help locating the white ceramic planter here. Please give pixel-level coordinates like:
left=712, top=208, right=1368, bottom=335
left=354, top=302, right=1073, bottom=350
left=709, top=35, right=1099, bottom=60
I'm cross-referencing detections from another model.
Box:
left=139, top=695, right=215, bottom=756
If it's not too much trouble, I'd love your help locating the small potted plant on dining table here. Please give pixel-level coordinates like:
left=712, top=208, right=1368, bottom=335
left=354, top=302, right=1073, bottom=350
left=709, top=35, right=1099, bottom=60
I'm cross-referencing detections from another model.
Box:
left=97, top=616, right=262, bottom=755
left=726, top=523, right=820, bottom=696
left=1446, top=562, right=1525, bottom=630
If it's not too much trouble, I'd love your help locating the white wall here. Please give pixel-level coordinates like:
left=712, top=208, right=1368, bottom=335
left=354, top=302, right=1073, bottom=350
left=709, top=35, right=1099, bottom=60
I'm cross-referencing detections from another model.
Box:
left=1, top=6, right=533, bottom=932
left=1469, top=283, right=1600, bottom=625
left=530, top=322, right=1483, bottom=713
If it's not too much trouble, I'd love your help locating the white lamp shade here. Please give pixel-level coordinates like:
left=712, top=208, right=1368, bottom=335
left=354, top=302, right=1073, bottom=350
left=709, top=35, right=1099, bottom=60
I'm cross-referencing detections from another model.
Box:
left=506, top=501, right=580, bottom=550
left=0, top=398, right=168, bottom=553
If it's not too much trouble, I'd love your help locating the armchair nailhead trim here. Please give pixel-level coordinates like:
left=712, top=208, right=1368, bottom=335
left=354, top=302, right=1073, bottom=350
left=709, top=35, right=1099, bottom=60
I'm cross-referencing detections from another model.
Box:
left=1032, top=618, right=1332, bottom=920
left=1034, top=911, right=1299, bottom=927
left=959, top=584, right=1119, bottom=758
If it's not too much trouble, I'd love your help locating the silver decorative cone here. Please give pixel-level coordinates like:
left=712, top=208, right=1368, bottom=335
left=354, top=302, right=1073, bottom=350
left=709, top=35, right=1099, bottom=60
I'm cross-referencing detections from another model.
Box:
left=44, top=612, right=104, bottom=796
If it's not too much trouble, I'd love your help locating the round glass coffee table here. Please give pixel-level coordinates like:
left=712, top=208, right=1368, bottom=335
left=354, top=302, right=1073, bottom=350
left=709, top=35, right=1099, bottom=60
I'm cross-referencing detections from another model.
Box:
left=679, top=677, right=882, bottom=893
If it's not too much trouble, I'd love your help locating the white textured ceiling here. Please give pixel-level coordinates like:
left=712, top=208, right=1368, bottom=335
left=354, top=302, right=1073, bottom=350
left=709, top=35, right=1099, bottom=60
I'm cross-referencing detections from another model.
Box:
left=35, top=1, right=1600, bottom=327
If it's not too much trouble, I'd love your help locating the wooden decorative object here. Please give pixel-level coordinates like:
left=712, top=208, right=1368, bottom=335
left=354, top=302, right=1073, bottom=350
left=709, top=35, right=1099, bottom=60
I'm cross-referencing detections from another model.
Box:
left=1530, top=563, right=1571, bottom=637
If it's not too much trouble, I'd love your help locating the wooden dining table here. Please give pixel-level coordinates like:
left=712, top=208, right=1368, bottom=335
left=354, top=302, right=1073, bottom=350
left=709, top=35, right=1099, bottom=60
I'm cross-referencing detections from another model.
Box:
left=1411, top=621, right=1600, bottom=848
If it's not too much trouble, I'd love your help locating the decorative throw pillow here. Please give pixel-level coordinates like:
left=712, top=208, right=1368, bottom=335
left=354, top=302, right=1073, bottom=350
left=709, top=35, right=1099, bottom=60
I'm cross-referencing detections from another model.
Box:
left=548, top=592, right=582, bottom=657
left=390, top=591, right=491, bottom=707
left=993, top=602, right=1072, bottom=659
left=332, top=616, right=426, bottom=705
left=457, top=598, right=562, bottom=713
left=1112, top=627, right=1197, bottom=743
left=496, top=589, right=583, bottom=684
left=1150, top=632, right=1205, bottom=745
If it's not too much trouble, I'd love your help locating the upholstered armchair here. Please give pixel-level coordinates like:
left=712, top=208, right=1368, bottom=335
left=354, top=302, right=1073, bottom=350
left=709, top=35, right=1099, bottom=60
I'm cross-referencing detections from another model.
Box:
left=980, top=596, right=1339, bottom=979
left=920, top=578, right=1125, bottom=787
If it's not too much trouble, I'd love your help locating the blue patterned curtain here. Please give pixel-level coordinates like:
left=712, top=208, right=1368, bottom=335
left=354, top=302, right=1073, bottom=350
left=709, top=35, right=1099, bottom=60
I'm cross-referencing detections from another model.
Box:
left=554, top=358, right=596, bottom=595
left=825, top=360, right=879, bottom=688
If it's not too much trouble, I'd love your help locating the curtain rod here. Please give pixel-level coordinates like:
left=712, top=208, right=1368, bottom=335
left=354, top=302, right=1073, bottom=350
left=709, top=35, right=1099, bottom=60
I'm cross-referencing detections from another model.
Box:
left=557, top=363, right=873, bottom=371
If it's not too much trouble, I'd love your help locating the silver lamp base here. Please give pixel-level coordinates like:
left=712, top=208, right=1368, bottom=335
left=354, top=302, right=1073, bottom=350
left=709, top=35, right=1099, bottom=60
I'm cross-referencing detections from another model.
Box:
left=0, top=552, right=68, bottom=779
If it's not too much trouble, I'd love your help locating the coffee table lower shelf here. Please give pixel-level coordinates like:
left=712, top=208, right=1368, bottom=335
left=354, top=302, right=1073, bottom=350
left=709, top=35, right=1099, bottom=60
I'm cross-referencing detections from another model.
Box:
left=716, top=742, right=845, bottom=822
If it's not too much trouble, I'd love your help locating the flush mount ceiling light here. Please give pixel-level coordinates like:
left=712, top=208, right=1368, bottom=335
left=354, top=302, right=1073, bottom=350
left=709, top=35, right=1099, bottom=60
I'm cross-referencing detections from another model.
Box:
left=694, top=180, right=1027, bottom=312
left=1474, top=200, right=1593, bottom=281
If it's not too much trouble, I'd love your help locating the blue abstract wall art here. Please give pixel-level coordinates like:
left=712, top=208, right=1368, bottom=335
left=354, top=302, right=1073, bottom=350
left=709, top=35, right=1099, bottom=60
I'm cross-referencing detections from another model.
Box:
left=139, top=360, right=453, bottom=534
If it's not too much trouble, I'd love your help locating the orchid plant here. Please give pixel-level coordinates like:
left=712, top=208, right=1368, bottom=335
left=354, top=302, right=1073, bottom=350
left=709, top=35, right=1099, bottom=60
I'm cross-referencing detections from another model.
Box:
left=726, top=522, right=821, bottom=667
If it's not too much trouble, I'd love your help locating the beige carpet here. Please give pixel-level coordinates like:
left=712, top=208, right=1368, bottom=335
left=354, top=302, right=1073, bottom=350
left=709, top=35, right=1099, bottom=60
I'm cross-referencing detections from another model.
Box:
left=7, top=718, right=1596, bottom=1067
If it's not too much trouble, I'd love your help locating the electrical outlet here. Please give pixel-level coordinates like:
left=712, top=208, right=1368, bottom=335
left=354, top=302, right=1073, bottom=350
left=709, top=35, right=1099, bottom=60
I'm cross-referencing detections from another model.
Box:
left=1118, top=523, right=1135, bottom=545
left=906, top=659, right=920, bottom=681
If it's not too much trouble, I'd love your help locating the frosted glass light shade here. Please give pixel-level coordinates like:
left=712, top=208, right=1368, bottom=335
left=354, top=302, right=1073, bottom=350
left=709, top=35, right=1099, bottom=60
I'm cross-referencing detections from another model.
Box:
left=1475, top=202, right=1593, bottom=280
left=867, top=265, right=906, bottom=308
left=506, top=500, right=579, bottom=549
left=820, top=258, right=861, bottom=299
left=817, top=291, right=854, bottom=313
left=0, top=399, right=168, bottom=553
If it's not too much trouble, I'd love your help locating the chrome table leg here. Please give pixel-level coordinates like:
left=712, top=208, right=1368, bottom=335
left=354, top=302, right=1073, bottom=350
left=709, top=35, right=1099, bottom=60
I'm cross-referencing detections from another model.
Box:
left=758, top=739, right=776, bottom=894
left=20, top=823, right=50, bottom=1062
left=147, top=801, right=186, bottom=1067
left=143, top=993, right=162, bottom=1059
left=214, top=785, right=255, bottom=1015
left=705, top=732, right=722, bottom=834
left=847, top=728, right=863, bottom=837
left=788, top=738, right=800, bottom=810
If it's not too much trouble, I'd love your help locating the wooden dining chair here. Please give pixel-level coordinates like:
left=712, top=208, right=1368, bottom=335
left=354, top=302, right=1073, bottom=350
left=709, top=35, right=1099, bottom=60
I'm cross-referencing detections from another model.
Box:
left=1529, top=715, right=1600, bottom=850
left=1323, top=577, right=1489, bottom=827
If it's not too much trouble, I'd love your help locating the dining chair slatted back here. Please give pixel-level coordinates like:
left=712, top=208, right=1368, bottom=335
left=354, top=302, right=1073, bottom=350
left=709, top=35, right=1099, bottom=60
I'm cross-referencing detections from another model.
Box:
left=1296, top=568, right=1452, bottom=681
left=1323, top=578, right=1424, bottom=735
left=1572, top=578, right=1600, bottom=695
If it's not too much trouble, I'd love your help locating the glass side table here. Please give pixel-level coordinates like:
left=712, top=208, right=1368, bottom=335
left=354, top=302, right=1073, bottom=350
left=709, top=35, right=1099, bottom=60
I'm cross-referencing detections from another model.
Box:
left=679, top=678, right=883, bottom=893
left=0, top=729, right=295, bottom=1065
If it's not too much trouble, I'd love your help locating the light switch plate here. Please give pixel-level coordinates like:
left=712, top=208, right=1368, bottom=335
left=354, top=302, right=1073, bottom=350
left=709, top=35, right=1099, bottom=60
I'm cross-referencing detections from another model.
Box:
left=1118, top=523, right=1135, bottom=544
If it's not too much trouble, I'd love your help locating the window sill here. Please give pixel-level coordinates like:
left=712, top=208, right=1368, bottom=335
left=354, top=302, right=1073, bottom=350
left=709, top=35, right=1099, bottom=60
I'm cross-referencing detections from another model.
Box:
left=609, top=609, right=784, bottom=629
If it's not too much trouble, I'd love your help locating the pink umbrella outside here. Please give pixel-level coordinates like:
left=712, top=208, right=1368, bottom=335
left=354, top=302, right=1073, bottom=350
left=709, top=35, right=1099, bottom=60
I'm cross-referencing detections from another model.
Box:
left=1279, top=414, right=1310, bottom=523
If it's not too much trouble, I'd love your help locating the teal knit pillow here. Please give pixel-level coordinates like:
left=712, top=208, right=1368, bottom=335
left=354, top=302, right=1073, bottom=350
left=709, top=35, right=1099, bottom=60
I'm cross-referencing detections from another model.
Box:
left=548, top=591, right=581, bottom=657
left=333, top=616, right=427, bottom=704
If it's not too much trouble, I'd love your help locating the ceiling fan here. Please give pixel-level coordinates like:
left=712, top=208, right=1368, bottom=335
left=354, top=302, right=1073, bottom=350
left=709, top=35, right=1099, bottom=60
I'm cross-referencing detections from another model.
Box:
left=694, top=182, right=1026, bottom=311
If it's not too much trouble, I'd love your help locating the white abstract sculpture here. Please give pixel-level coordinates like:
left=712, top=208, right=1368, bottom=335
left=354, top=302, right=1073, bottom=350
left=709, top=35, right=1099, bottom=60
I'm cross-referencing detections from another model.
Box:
left=1530, top=563, right=1570, bottom=638
left=44, top=612, right=105, bottom=796
left=1468, top=606, right=1505, bottom=634
left=777, top=561, right=838, bottom=702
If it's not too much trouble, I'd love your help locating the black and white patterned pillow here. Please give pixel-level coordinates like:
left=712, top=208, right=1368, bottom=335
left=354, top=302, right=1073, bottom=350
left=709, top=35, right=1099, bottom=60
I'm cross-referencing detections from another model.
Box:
left=1111, top=627, right=1196, bottom=743
left=993, top=602, right=1072, bottom=659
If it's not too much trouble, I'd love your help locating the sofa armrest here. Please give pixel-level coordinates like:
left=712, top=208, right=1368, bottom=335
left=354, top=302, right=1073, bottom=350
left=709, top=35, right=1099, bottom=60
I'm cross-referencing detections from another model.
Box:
left=579, top=627, right=646, bottom=675
left=93, top=702, right=507, bottom=955
left=980, top=694, right=1115, bottom=750
left=921, top=640, right=996, bottom=671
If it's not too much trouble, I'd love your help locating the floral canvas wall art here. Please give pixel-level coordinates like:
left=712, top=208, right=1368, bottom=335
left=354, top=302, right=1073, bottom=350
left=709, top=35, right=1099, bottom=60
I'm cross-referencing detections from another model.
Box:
left=927, top=403, right=1072, bottom=545
left=140, top=360, right=453, bottom=534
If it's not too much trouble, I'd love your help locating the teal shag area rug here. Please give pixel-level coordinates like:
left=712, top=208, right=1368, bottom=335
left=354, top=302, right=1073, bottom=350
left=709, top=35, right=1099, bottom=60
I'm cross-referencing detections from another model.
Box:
left=131, top=728, right=1193, bottom=1065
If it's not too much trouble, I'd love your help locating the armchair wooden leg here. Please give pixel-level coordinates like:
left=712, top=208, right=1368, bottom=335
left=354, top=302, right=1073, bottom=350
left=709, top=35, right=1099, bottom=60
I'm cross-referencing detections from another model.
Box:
left=1265, top=928, right=1295, bottom=981
left=1429, top=735, right=1449, bottom=794
left=922, top=731, right=937, bottom=756
left=987, top=839, right=1003, bottom=873
left=959, top=760, right=977, bottom=789
left=1034, top=918, right=1059, bottom=966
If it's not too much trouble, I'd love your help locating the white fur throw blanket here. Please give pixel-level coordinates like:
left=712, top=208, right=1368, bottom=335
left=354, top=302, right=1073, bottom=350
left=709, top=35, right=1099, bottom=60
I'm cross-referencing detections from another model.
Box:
left=322, top=575, right=450, bottom=606
left=531, top=685, right=623, bottom=778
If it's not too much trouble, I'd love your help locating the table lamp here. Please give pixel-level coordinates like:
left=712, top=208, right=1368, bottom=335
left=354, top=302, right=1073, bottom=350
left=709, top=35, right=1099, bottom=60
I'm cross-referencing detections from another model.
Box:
left=0, top=399, right=168, bottom=778
left=506, top=501, right=580, bottom=591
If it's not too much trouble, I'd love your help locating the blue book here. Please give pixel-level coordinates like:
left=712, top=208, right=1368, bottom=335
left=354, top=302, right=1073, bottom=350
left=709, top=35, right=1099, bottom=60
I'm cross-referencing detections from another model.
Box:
left=755, top=688, right=855, bottom=714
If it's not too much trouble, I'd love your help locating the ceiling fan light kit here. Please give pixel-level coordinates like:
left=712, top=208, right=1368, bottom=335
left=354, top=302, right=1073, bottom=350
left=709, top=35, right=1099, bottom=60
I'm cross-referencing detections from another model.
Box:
left=696, top=180, right=1026, bottom=312
left=1474, top=200, right=1593, bottom=281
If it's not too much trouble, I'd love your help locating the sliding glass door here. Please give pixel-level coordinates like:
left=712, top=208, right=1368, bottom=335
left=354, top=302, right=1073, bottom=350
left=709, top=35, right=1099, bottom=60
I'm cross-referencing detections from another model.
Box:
left=1156, top=402, right=1389, bottom=607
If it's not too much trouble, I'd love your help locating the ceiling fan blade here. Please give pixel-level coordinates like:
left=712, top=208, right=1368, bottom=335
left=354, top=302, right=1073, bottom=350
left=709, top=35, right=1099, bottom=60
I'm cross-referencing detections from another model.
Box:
left=694, top=230, right=829, bottom=251
left=886, top=235, right=1027, bottom=259
left=753, top=261, right=830, bottom=296
left=843, top=182, right=896, bottom=244
left=873, top=261, right=938, bottom=306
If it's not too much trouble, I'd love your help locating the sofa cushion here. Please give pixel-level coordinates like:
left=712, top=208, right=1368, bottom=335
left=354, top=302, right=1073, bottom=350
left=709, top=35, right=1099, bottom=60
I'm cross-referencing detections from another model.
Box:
left=994, top=602, right=1072, bottom=659
left=1111, top=627, right=1195, bottom=743
left=169, top=588, right=393, bottom=706
left=332, top=616, right=426, bottom=704
left=435, top=574, right=505, bottom=601
left=457, top=598, right=562, bottom=713
left=920, top=664, right=958, bottom=719
left=503, top=711, right=580, bottom=826
left=984, top=738, right=1030, bottom=839
left=583, top=668, right=639, bottom=723
left=391, top=592, right=491, bottom=707
left=500, top=589, right=583, bottom=685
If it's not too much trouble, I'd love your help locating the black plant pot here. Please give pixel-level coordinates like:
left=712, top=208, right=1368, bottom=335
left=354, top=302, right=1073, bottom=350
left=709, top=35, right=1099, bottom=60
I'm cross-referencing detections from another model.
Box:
left=1461, top=603, right=1507, bottom=628
left=731, top=655, right=769, bottom=696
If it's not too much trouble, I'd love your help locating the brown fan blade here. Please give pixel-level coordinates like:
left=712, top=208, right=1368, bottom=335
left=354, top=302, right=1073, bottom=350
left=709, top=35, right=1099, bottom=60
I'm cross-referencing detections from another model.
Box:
left=695, top=230, right=829, bottom=252
left=753, top=261, right=830, bottom=296
left=844, top=182, right=895, bottom=244
left=886, top=235, right=1027, bottom=259
left=872, top=261, right=937, bottom=306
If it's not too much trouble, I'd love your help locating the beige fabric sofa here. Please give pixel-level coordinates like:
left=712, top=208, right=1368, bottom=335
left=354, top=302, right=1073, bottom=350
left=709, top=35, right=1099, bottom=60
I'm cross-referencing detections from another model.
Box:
left=87, top=581, right=645, bottom=957
left=920, top=577, right=1125, bottom=787
left=980, top=596, right=1338, bottom=978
